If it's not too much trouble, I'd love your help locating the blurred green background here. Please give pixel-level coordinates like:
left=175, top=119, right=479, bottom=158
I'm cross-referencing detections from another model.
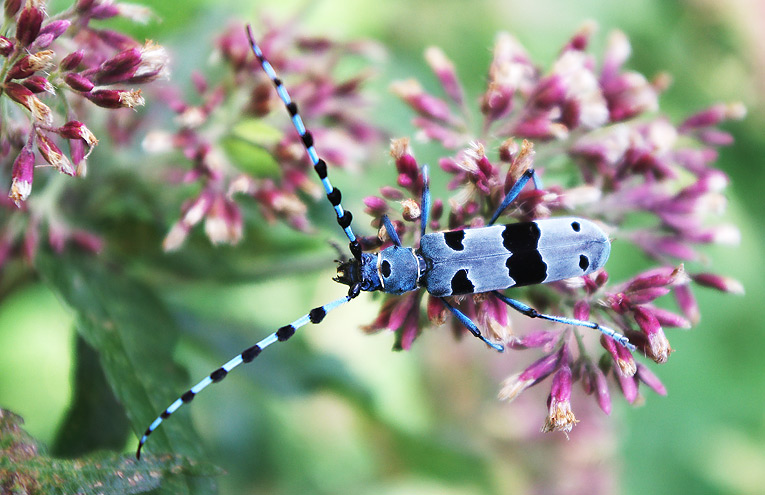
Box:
left=1, top=0, right=763, bottom=494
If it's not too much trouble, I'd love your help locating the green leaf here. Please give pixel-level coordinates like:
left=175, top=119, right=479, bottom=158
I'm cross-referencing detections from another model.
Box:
left=35, top=251, right=218, bottom=494
left=0, top=408, right=219, bottom=495
left=52, top=334, right=131, bottom=457
left=223, top=118, right=284, bottom=177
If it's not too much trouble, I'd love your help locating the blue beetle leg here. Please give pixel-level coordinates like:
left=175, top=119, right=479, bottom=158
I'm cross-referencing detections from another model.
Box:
left=420, top=164, right=431, bottom=238
left=381, top=214, right=403, bottom=247
left=491, top=291, right=635, bottom=351
left=488, top=168, right=542, bottom=226
left=440, top=297, right=504, bottom=352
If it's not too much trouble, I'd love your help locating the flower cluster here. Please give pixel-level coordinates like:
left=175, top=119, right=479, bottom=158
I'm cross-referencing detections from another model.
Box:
left=364, top=23, right=743, bottom=432
left=150, top=21, right=383, bottom=251
left=1, top=0, right=167, bottom=263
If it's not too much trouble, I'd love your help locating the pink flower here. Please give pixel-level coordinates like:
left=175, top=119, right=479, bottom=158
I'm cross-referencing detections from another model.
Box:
left=369, top=22, right=744, bottom=434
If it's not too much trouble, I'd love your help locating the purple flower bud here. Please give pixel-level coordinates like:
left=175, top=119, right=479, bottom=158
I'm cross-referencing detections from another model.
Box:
left=648, top=306, right=691, bottom=329
left=397, top=307, right=420, bottom=350
left=8, top=146, right=34, bottom=206
left=31, top=20, right=70, bottom=50
left=89, top=4, right=119, bottom=20
left=673, top=147, right=719, bottom=175
left=635, top=363, right=667, bottom=396
left=204, top=195, right=243, bottom=246
left=380, top=186, right=403, bottom=200
left=69, top=139, right=86, bottom=171
left=682, top=225, right=741, bottom=245
left=624, top=287, right=671, bottom=306
left=60, top=50, right=84, bottom=71
left=22, top=75, right=54, bottom=94
left=498, top=350, right=561, bottom=402
left=574, top=300, right=590, bottom=321
left=5, top=79, right=31, bottom=102
left=563, top=22, right=595, bottom=52
left=94, top=29, right=136, bottom=51
left=529, top=75, right=566, bottom=110
left=692, top=272, right=745, bottom=295
left=424, top=46, right=464, bottom=106
left=363, top=196, right=388, bottom=215
left=430, top=199, right=443, bottom=222
left=75, top=0, right=97, bottom=12
left=506, top=330, right=558, bottom=350
left=697, top=129, right=734, bottom=146
left=616, top=371, right=639, bottom=404
left=48, top=224, right=67, bottom=254
left=679, top=102, right=746, bottom=132
left=542, top=366, right=578, bottom=433
left=191, top=71, right=207, bottom=94
left=674, top=284, right=700, bottom=325
left=592, top=365, right=612, bottom=414
left=391, top=79, right=451, bottom=122
left=4, top=0, right=21, bottom=18
left=5, top=81, right=52, bottom=124
left=85, top=89, right=145, bottom=109
left=126, top=41, right=169, bottom=84
left=0, top=35, right=14, bottom=56
left=35, top=130, right=75, bottom=176
left=481, top=82, right=514, bottom=123
left=626, top=266, right=687, bottom=292
left=514, top=116, right=568, bottom=140
left=30, top=36, right=53, bottom=52
left=64, top=73, right=94, bottom=92
left=39, top=20, right=70, bottom=40
left=426, top=295, right=447, bottom=325
left=634, top=306, right=673, bottom=364
left=601, top=334, right=636, bottom=377
left=71, top=230, right=103, bottom=254
left=163, top=222, right=190, bottom=252
left=372, top=292, right=420, bottom=350
left=602, top=71, right=659, bottom=122
left=387, top=290, right=418, bottom=332
left=6, top=50, right=53, bottom=80
left=15, top=6, right=43, bottom=47
left=93, top=47, right=141, bottom=84
left=58, top=121, right=98, bottom=148
left=412, top=116, right=462, bottom=148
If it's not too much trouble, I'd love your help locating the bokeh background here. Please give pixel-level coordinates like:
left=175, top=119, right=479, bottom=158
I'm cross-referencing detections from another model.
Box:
left=1, top=0, right=763, bottom=494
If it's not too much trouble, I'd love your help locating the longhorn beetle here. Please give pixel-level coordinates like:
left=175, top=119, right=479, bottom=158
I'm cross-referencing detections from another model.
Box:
left=135, top=25, right=635, bottom=459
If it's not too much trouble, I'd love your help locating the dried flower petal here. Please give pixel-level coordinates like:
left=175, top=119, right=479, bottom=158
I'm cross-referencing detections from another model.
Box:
left=8, top=147, right=35, bottom=206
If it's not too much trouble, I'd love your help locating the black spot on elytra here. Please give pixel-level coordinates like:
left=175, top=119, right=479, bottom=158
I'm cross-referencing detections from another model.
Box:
left=579, top=254, right=589, bottom=271
left=381, top=260, right=391, bottom=277
left=571, top=221, right=581, bottom=232
left=502, top=222, right=542, bottom=252
left=450, top=269, right=475, bottom=295
left=503, top=222, right=547, bottom=286
left=443, top=230, right=465, bottom=251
